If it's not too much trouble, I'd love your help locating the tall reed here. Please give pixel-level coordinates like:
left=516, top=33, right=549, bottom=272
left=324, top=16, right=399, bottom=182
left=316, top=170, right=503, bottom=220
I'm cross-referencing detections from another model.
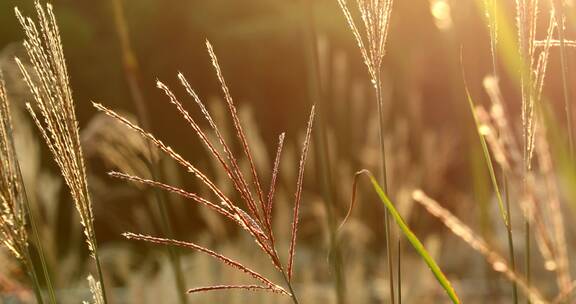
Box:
left=335, top=0, right=396, bottom=301
left=14, top=2, right=107, bottom=303
left=94, top=40, right=316, bottom=304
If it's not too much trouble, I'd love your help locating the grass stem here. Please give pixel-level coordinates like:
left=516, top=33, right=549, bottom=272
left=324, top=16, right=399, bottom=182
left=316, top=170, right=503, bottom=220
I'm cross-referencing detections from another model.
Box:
left=300, top=1, right=346, bottom=302
left=375, top=73, right=396, bottom=304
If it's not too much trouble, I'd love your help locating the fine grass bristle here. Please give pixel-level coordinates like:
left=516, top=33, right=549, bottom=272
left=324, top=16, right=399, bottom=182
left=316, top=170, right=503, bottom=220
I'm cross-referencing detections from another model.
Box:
left=336, top=0, right=393, bottom=85
left=288, top=104, right=315, bottom=281
left=122, top=232, right=288, bottom=295
left=15, top=2, right=96, bottom=258
left=95, top=41, right=316, bottom=304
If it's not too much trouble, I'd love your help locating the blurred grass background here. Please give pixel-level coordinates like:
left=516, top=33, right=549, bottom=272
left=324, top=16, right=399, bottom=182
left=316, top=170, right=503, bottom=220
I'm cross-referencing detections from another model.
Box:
left=1, top=0, right=575, bottom=303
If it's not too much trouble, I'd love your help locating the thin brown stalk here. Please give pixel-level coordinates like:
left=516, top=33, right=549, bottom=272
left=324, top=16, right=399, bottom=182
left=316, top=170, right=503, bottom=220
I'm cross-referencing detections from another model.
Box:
left=187, top=285, right=281, bottom=294
left=123, top=232, right=288, bottom=294
left=265, top=133, right=285, bottom=243
left=288, top=105, right=315, bottom=281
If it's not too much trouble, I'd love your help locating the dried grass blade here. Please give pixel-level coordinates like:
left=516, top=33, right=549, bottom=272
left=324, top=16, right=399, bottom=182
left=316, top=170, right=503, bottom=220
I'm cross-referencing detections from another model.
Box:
left=187, top=285, right=284, bottom=294
left=288, top=106, right=315, bottom=281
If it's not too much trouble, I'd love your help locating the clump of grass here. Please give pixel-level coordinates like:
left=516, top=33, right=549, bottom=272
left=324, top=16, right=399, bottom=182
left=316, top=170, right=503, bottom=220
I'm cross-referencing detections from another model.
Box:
left=14, top=2, right=107, bottom=303
left=0, top=73, right=31, bottom=290
left=412, top=190, right=549, bottom=304
left=0, top=72, right=45, bottom=304
left=93, top=40, right=316, bottom=304
left=335, top=0, right=397, bottom=301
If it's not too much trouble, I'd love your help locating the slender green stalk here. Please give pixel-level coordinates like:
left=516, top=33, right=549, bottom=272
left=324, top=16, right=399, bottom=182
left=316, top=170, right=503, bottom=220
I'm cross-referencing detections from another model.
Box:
left=109, top=0, right=188, bottom=302
left=504, top=175, right=519, bottom=303
left=23, top=195, right=58, bottom=304
left=90, top=225, right=108, bottom=303
left=352, top=170, right=460, bottom=304
left=23, top=250, right=45, bottom=304
left=375, top=73, right=396, bottom=304
left=463, top=77, right=518, bottom=303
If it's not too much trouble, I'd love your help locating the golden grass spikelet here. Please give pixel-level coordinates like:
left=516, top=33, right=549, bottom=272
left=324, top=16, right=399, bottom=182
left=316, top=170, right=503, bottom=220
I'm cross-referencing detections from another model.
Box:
left=514, top=1, right=557, bottom=170
left=412, top=190, right=549, bottom=304
left=95, top=41, right=316, bottom=301
left=0, top=73, right=28, bottom=261
left=83, top=275, right=105, bottom=304
left=336, top=0, right=394, bottom=85
left=14, top=2, right=97, bottom=257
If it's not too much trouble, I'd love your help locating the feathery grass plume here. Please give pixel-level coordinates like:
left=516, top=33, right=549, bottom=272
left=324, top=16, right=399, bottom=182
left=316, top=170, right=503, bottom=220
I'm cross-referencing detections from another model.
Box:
left=0, top=72, right=52, bottom=304
left=14, top=2, right=108, bottom=303
left=83, top=275, right=105, bottom=304
left=412, top=190, right=549, bottom=304
left=549, top=0, right=574, bottom=156
left=481, top=74, right=573, bottom=297
left=0, top=73, right=27, bottom=265
left=336, top=0, right=393, bottom=85
left=336, top=0, right=397, bottom=301
left=515, top=1, right=557, bottom=170
left=95, top=41, right=315, bottom=304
